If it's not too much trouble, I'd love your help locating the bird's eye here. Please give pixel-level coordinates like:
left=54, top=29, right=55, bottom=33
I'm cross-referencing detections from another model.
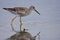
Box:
left=33, top=7, right=35, bottom=9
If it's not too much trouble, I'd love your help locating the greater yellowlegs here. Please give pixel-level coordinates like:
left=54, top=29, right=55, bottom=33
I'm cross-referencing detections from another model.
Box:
left=3, top=5, right=40, bottom=32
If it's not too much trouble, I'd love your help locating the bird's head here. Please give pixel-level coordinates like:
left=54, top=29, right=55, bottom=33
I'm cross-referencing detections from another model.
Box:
left=29, top=6, right=35, bottom=10
left=29, top=5, right=40, bottom=15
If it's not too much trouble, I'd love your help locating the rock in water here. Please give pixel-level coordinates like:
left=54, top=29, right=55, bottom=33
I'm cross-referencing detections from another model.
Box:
left=7, top=31, right=35, bottom=40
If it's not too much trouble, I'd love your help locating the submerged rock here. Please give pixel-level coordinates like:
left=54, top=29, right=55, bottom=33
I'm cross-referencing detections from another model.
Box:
left=7, top=31, right=35, bottom=40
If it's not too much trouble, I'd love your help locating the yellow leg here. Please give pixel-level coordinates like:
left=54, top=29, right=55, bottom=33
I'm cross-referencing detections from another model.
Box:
left=20, top=16, right=22, bottom=32
left=10, top=16, right=17, bottom=32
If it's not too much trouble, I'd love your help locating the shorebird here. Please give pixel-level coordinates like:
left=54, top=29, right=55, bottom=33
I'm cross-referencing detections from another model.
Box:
left=3, top=5, right=40, bottom=32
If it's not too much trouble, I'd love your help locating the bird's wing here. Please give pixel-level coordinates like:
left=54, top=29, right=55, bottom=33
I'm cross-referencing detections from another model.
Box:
left=14, top=7, right=28, bottom=11
left=14, top=7, right=29, bottom=14
left=3, top=7, right=28, bottom=12
left=3, top=7, right=29, bottom=14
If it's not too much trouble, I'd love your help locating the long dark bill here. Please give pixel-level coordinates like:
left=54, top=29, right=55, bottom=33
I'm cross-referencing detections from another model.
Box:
left=34, top=9, right=40, bottom=15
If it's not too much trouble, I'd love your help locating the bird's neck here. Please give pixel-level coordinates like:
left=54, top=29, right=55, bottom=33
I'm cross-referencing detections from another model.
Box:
left=29, top=8, right=33, bottom=13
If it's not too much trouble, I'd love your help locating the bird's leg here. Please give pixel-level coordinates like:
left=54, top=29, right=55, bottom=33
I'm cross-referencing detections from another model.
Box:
left=20, top=16, right=22, bottom=32
left=16, top=8, right=22, bottom=32
left=10, top=16, right=18, bottom=32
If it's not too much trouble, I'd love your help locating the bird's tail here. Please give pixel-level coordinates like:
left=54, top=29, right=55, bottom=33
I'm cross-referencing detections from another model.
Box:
left=3, top=8, right=16, bottom=11
left=3, top=8, right=8, bottom=10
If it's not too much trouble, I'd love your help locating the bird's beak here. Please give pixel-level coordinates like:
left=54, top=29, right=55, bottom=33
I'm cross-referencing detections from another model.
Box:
left=34, top=9, right=40, bottom=15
